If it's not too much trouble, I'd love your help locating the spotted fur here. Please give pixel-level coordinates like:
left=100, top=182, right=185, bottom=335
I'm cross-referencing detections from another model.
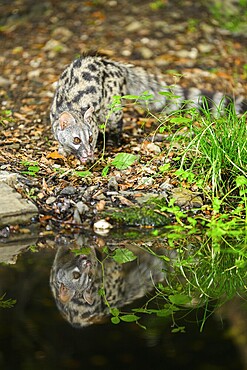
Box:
left=50, top=245, right=165, bottom=327
left=50, top=55, right=247, bottom=163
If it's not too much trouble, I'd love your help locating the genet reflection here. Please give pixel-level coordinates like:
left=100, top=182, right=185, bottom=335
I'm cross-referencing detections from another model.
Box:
left=49, top=234, right=166, bottom=327
left=49, top=228, right=247, bottom=330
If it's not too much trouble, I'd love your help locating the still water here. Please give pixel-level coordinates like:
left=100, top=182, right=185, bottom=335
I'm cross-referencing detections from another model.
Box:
left=0, top=227, right=246, bottom=370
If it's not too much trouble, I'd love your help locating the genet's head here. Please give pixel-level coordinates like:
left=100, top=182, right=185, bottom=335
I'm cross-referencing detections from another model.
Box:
left=56, top=106, right=97, bottom=163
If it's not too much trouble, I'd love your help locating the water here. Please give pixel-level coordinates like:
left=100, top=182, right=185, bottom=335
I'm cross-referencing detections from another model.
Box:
left=0, top=227, right=246, bottom=370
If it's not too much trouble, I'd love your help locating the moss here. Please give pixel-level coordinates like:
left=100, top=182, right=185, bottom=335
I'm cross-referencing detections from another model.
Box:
left=105, top=205, right=169, bottom=227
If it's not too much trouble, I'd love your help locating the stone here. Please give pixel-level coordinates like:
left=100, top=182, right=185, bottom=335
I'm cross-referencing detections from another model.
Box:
left=125, top=21, right=143, bottom=33
left=60, top=186, right=76, bottom=195
left=0, top=183, right=38, bottom=226
left=146, top=142, right=161, bottom=154
left=93, top=219, right=113, bottom=235
left=108, top=176, right=119, bottom=191
left=46, top=196, right=57, bottom=205
left=139, top=47, right=153, bottom=59
left=75, top=201, right=89, bottom=214
left=137, top=177, right=154, bottom=186
left=0, top=171, right=17, bottom=187
left=0, top=76, right=11, bottom=87
left=170, top=187, right=203, bottom=208
left=0, top=232, right=38, bottom=264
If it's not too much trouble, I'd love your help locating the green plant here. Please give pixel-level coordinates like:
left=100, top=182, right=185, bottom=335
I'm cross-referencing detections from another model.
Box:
left=0, top=109, right=13, bottom=126
left=0, top=294, right=16, bottom=308
left=209, top=0, right=247, bottom=32
left=21, top=161, right=40, bottom=177
left=102, top=152, right=139, bottom=176
left=175, top=102, right=247, bottom=202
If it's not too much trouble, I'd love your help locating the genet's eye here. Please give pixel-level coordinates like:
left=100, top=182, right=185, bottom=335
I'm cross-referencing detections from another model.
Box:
left=73, top=271, right=81, bottom=279
left=73, top=137, right=81, bottom=145
left=89, top=135, right=93, bottom=143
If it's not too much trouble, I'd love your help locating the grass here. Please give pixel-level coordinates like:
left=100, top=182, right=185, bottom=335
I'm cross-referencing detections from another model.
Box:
left=179, top=104, right=247, bottom=196
left=209, top=0, right=247, bottom=33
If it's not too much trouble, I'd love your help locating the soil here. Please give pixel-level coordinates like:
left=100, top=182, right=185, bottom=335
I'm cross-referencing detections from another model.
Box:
left=0, top=0, right=246, bottom=231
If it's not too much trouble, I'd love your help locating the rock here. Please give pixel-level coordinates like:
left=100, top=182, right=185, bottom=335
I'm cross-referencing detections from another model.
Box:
left=170, top=187, right=203, bottom=208
left=0, top=183, right=38, bottom=226
left=52, top=26, right=73, bottom=42
left=137, top=177, right=154, bottom=186
left=197, top=43, right=214, bottom=53
left=139, top=47, right=153, bottom=59
left=75, top=201, right=89, bottom=214
left=126, top=21, right=143, bottom=32
left=160, top=181, right=173, bottom=191
left=175, top=48, right=198, bottom=59
left=60, top=186, right=76, bottom=195
left=146, top=142, right=161, bottom=154
left=0, top=229, right=38, bottom=264
left=93, top=219, right=113, bottom=235
left=73, top=208, right=82, bottom=224
left=46, top=196, right=56, bottom=205
left=0, top=171, right=17, bottom=187
left=108, top=176, right=119, bottom=191
left=0, top=76, right=11, bottom=87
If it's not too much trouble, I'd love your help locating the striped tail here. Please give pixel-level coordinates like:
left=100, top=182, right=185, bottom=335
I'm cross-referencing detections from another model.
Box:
left=124, top=64, right=247, bottom=115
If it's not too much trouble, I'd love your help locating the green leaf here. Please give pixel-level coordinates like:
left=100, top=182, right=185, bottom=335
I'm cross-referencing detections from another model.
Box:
left=110, top=308, right=120, bottom=317
left=98, top=287, right=105, bottom=297
left=169, top=294, right=191, bottom=305
left=158, top=91, right=181, bottom=99
left=159, top=163, right=170, bottom=172
left=172, top=326, right=186, bottom=333
left=236, top=175, right=247, bottom=187
left=102, top=165, right=110, bottom=177
left=0, top=294, right=16, bottom=308
left=120, top=314, right=140, bottom=322
left=122, top=94, right=140, bottom=100
left=112, top=248, right=137, bottom=264
left=170, top=117, right=192, bottom=124
left=74, top=170, right=91, bottom=177
left=111, top=153, right=139, bottom=170
left=111, top=316, right=120, bottom=324
left=27, top=165, right=40, bottom=173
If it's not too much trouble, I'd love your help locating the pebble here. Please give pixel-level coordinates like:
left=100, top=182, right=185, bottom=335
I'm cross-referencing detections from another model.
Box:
left=170, top=187, right=203, bottom=208
left=146, top=142, right=161, bottom=154
left=160, top=181, right=173, bottom=191
left=137, top=177, right=154, bottom=186
left=52, top=26, right=73, bottom=42
left=46, top=196, right=56, bottom=205
left=0, top=76, right=11, bottom=87
left=75, top=201, right=89, bottom=214
left=73, top=208, right=82, bottom=224
left=175, top=48, right=198, bottom=59
left=139, top=47, right=153, bottom=59
left=108, top=176, right=119, bottom=191
left=197, top=43, right=214, bottom=53
left=60, top=186, right=76, bottom=195
left=125, top=20, right=143, bottom=32
left=93, top=219, right=113, bottom=235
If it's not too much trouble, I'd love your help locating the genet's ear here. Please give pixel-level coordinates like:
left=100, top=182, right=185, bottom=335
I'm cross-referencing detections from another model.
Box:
left=83, top=289, right=95, bottom=305
left=59, top=111, right=76, bottom=130
left=84, top=106, right=94, bottom=124
left=59, top=283, right=75, bottom=303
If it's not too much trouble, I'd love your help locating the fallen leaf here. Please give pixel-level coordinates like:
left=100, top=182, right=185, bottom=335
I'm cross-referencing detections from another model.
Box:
left=46, top=151, right=64, bottom=160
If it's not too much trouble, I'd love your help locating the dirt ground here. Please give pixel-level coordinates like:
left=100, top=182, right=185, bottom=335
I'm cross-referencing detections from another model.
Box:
left=0, top=0, right=247, bottom=228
